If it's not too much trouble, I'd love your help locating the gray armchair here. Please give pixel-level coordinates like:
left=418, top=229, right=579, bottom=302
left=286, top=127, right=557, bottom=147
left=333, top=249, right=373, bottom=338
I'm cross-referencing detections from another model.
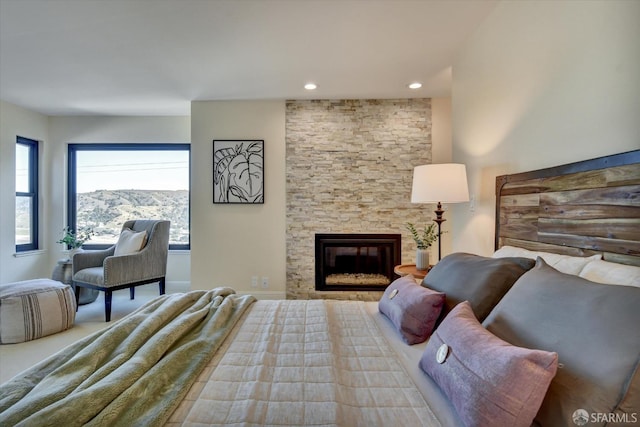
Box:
left=72, top=219, right=170, bottom=321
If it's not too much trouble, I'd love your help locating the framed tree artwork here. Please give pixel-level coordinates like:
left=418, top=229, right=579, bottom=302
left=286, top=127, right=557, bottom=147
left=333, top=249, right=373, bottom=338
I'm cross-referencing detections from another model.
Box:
left=213, top=140, right=264, bottom=204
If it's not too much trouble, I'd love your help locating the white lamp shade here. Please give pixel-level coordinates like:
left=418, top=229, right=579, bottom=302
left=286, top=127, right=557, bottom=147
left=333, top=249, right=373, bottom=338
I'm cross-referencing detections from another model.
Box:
left=411, top=163, right=470, bottom=203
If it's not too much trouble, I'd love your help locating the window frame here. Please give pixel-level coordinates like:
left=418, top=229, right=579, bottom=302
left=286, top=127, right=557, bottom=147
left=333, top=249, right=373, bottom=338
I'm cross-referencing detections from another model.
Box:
left=67, top=143, right=191, bottom=251
left=15, top=137, right=39, bottom=252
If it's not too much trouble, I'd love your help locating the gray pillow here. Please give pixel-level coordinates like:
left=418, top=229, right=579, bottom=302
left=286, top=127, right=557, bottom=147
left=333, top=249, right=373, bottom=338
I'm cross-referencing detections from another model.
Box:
left=483, top=257, right=640, bottom=427
left=422, top=252, right=535, bottom=321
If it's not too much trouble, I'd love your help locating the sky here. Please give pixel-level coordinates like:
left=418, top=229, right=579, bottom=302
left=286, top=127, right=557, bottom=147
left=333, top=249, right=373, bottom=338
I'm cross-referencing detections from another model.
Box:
left=15, top=143, right=29, bottom=192
left=76, top=150, right=189, bottom=193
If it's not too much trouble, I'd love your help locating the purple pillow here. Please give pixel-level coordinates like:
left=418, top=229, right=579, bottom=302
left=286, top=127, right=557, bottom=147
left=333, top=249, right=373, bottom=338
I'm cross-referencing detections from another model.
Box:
left=419, top=301, right=558, bottom=427
left=378, top=275, right=445, bottom=344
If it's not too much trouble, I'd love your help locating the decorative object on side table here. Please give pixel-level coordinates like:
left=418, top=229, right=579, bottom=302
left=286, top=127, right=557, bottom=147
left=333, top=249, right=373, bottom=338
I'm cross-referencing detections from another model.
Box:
left=405, top=222, right=438, bottom=270
left=410, top=163, right=470, bottom=261
left=56, top=226, right=94, bottom=260
left=213, top=140, right=264, bottom=204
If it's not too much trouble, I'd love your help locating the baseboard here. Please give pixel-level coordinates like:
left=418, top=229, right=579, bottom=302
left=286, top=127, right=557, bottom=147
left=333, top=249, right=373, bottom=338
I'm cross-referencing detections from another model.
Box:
left=165, top=282, right=285, bottom=300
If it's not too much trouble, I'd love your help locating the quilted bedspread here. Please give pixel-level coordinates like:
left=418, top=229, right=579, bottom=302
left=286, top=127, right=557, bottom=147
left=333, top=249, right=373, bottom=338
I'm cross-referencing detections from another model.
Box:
left=169, top=299, right=441, bottom=426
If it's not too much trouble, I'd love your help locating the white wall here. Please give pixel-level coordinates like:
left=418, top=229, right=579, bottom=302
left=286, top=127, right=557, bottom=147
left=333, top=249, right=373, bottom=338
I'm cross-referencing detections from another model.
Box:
left=430, top=97, right=456, bottom=259
left=190, top=101, right=286, bottom=297
left=0, top=101, right=51, bottom=282
left=47, top=116, right=191, bottom=286
left=431, top=98, right=452, bottom=164
left=451, top=0, right=640, bottom=256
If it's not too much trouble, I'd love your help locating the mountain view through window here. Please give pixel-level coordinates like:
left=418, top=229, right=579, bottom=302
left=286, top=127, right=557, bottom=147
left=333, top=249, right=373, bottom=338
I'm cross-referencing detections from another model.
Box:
left=72, top=146, right=189, bottom=248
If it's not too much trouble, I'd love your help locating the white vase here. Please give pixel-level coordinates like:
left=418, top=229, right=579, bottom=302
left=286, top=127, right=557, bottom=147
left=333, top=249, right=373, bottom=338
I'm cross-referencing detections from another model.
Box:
left=416, top=249, right=430, bottom=271
left=68, top=247, right=83, bottom=262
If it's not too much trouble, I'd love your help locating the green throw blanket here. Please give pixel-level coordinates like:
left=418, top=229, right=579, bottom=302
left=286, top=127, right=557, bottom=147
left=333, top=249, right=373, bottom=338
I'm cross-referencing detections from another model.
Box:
left=0, top=288, right=256, bottom=426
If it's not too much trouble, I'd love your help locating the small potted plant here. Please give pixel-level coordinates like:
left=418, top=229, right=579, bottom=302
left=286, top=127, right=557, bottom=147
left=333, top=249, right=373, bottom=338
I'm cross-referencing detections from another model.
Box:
left=57, top=226, right=94, bottom=260
left=405, top=222, right=439, bottom=270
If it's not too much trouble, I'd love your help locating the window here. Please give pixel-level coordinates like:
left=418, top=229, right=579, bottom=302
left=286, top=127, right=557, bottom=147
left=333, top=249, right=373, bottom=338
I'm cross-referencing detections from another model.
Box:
left=68, top=144, right=190, bottom=250
left=16, top=137, right=39, bottom=252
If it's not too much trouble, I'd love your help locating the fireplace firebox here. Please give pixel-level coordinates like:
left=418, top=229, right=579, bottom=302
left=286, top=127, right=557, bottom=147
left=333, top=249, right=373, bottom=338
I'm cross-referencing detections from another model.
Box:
left=315, top=233, right=401, bottom=291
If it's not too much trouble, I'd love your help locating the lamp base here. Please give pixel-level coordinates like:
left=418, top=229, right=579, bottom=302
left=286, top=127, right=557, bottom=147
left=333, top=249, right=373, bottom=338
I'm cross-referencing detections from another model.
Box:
left=433, top=202, right=446, bottom=261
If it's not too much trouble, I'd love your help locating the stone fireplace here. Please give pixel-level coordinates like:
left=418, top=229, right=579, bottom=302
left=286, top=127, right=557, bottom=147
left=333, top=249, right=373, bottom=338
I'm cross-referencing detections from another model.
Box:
left=286, top=98, right=432, bottom=300
left=315, top=233, right=401, bottom=292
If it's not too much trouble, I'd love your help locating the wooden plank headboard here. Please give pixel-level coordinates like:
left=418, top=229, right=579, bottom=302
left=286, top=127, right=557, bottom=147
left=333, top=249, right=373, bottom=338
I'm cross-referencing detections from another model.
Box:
left=495, top=149, right=640, bottom=266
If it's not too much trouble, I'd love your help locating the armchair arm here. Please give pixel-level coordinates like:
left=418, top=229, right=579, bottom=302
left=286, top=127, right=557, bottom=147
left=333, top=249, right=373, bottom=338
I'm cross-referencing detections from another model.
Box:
left=72, top=247, right=115, bottom=274
left=103, top=245, right=167, bottom=287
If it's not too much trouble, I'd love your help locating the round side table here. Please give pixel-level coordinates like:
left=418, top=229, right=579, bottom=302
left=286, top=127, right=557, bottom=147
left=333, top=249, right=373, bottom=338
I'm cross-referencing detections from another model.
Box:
left=394, top=264, right=432, bottom=281
left=52, top=258, right=99, bottom=305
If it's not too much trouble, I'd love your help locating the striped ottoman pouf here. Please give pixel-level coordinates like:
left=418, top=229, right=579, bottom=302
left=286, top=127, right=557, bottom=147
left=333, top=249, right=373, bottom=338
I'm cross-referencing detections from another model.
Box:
left=0, top=279, right=76, bottom=344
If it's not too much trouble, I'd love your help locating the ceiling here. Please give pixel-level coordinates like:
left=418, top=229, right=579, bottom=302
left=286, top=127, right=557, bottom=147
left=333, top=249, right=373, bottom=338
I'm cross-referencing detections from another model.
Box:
left=0, top=0, right=498, bottom=116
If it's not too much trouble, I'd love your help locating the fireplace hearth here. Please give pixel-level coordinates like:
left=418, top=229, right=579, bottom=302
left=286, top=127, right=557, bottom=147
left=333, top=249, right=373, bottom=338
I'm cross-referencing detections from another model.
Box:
left=315, top=233, right=401, bottom=291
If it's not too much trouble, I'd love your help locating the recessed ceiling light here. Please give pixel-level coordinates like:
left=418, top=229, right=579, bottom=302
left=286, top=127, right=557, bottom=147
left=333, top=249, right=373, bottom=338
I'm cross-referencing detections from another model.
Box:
left=409, top=82, right=422, bottom=89
left=304, top=83, right=317, bottom=90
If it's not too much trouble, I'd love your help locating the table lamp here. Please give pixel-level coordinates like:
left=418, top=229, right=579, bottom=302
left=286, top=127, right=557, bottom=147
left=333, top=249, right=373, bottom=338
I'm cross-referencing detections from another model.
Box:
left=411, top=163, right=470, bottom=261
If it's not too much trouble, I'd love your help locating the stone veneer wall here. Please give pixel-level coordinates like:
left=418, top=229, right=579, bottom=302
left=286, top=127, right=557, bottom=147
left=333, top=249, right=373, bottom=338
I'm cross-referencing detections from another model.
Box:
left=286, top=99, right=432, bottom=300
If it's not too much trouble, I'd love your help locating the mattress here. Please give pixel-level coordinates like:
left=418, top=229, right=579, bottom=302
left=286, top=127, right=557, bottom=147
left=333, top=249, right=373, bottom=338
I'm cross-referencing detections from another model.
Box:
left=166, top=299, right=461, bottom=426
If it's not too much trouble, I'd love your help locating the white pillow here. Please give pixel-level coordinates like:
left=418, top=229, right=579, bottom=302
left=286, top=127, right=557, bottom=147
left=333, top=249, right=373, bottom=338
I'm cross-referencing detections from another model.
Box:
left=492, top=245, right=601, bottom=275
left=114, top=228, right=147, bottom=256
left=579, top=260, right=640, bottom=288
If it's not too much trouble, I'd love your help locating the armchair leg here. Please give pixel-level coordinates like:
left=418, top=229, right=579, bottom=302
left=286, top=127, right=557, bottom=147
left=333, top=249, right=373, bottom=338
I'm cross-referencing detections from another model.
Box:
left=159, top=278, right=166, bottom=295
left=130, top=287, right=135, bottom=300
left=105, top=290, right=113, bottom=322
left=73, top=284, right=80, bottom=311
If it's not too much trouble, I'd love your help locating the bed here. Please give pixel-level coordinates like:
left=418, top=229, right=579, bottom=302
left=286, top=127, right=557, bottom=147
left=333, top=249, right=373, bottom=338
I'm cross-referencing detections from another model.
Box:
left=1, top=150, right=639, bottom=427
